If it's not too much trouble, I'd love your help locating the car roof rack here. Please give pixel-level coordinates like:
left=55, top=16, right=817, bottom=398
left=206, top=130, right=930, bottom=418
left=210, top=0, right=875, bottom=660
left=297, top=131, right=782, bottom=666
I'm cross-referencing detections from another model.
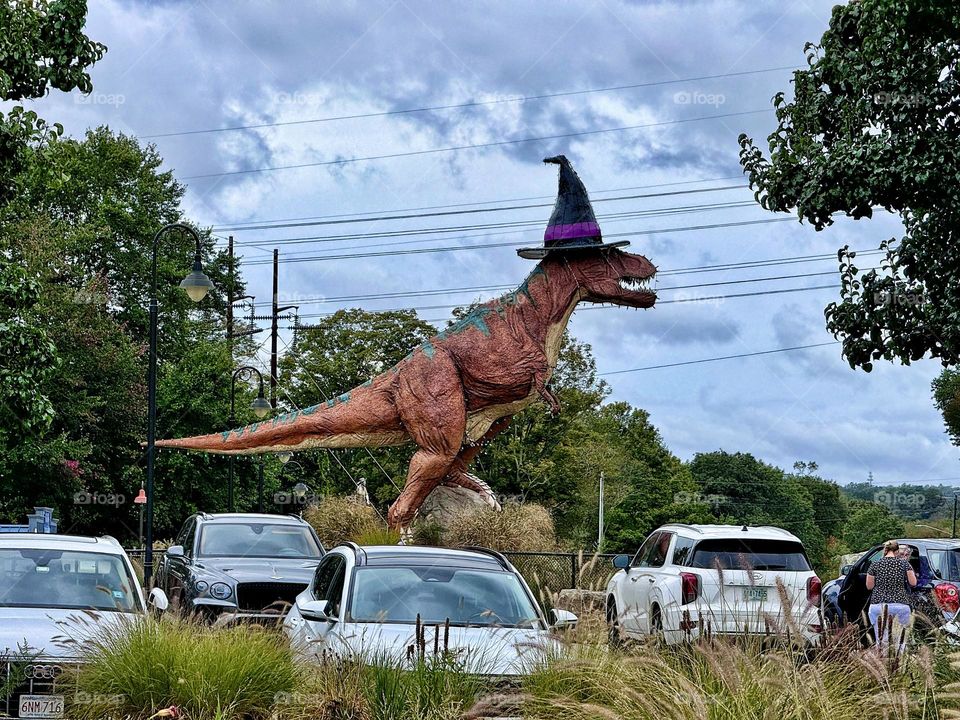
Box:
left=461, top=546, right=510, bottom=570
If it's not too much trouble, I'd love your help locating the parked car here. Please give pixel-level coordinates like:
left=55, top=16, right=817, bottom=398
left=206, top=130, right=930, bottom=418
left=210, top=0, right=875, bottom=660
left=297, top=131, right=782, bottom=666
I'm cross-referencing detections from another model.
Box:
left=825, top=538, right=960, bottom=633
left=155, top=513, right=325, bottom=623
left=605, top=524, right=822, bottom=646
left=0, top=533, right=168, bottom=719
left=283, top=543, right=577, bottom=676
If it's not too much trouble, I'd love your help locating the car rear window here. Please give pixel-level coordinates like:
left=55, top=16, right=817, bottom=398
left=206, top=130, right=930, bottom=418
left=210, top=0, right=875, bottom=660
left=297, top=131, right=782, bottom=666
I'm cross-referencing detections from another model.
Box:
left=685, top=538, right=811, bottom=571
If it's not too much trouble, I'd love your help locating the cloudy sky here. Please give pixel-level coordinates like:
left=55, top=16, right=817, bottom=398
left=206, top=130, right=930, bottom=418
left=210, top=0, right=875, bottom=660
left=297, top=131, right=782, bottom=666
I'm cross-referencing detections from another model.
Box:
left=24, top=0, right=960, bottom=488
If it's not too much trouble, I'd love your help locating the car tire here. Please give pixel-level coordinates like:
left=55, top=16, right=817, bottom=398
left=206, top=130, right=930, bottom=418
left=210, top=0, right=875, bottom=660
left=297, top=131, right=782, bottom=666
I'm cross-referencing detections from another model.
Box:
left=607, top=599, right=624, bottom=649
left=650, top=605, right=665, bottom=645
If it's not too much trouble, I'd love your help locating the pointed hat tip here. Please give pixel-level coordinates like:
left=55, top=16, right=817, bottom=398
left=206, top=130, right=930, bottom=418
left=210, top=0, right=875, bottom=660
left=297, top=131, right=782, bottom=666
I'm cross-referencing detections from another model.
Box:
left=543, top=155, right=570, bottom=166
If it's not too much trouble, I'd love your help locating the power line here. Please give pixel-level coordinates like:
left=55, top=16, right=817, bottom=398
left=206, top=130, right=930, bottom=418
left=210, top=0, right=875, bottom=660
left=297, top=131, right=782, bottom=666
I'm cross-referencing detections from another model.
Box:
left=598, top=341, right=841, bottom=376
left=262, top=268, right=850, bottom=311
left=215, top=184, right=747, bottom=232
left=294, top=283, right=839, bottom=322
left=146, top=66, right=797, bottom=140
left=182, top=108, right=773, bottom=180
left=208, top=175, right=745, bottom=231
left=250, top=249, right=882, bottom=308
left=243, top=216, right=802, bottom=264
left=233, top=199, right=758, bottom=249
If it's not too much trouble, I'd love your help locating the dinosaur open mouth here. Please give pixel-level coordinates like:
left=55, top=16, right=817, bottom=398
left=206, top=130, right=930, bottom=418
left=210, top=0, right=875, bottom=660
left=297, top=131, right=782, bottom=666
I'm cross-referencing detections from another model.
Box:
left=618, top=275, right=656, bottom=293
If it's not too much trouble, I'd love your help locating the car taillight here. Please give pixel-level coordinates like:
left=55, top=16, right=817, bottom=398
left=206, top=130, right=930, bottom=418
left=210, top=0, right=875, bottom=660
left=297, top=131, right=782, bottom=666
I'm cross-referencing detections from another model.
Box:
left=807, top=576, right=821, bottom=605
left=680, top=572, right=700, bottom=605
left=935, top=582, right=960, bottom=613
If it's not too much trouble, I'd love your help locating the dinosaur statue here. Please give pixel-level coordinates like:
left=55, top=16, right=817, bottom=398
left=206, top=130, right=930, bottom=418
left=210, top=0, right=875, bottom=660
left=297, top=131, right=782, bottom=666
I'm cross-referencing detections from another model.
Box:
left=156, top=156, right=657, bottom=529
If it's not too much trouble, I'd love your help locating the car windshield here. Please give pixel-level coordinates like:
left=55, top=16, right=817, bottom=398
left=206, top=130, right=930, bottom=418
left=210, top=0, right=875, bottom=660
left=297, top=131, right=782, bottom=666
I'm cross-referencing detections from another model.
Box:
left=348, top=566, right=542, bottom=628
left=925, top=548, right=960, bottom=581
left=197, top=523, right=322, bottom=558
left=0, top=549, right=141, bottom=612
left=686, top=538, right=811, bottom=571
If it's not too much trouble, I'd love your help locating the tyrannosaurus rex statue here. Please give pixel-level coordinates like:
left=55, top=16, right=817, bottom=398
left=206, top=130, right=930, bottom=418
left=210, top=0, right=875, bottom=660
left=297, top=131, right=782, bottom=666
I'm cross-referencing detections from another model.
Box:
left=156, top=250, right=656, bottom=527
left=156, top=156, right=657, bottom=529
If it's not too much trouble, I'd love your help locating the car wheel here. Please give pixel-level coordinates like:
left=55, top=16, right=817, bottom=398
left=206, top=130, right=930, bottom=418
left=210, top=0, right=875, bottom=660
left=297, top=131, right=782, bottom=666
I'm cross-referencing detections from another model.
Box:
left=607, top=600, right=624, bottom=649
left=650, top=605, right=665, bottom=645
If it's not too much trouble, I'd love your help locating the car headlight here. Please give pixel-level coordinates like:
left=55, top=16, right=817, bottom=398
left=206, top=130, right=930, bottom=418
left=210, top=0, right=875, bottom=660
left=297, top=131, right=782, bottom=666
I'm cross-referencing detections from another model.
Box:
left=194, top=580, right=209, bottom=594
left=210, top=582, right=233, bottom=600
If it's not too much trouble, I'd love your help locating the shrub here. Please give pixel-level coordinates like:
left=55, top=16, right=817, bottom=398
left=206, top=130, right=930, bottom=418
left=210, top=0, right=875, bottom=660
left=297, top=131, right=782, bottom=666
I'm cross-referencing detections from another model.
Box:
left=67, top=615, right=295, bottom=720
left=304, top=495, right=384, bottom=547
left=436, top=502, right=557, bottom=552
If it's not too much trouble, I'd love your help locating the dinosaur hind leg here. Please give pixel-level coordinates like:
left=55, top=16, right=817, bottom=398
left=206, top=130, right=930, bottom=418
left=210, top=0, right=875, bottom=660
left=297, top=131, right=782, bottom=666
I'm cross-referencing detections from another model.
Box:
left=441, top=416, right=512, bottom=510
left=387, top=352, right=466, bottom=530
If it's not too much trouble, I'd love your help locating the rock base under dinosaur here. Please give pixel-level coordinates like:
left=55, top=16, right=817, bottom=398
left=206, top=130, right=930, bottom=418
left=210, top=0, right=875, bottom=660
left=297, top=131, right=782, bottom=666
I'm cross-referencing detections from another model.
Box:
left=416, top=484, right=494, bottom=527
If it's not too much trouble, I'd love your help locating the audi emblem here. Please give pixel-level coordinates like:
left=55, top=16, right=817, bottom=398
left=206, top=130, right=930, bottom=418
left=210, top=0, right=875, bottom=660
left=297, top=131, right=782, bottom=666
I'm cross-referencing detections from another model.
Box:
left=23, top=664, right=63, bottom=680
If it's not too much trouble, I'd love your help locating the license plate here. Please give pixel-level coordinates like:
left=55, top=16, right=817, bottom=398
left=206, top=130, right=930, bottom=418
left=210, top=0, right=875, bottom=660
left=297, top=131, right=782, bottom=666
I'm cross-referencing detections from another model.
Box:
left=743, top=588, right=768, bottom=602
left=18, top=694, right=64, bottom=719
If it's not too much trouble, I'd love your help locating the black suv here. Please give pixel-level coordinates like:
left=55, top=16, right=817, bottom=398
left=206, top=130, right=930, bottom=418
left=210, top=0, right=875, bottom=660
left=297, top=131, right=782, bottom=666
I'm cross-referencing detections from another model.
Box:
left=156, top=513, right=325, bottom=622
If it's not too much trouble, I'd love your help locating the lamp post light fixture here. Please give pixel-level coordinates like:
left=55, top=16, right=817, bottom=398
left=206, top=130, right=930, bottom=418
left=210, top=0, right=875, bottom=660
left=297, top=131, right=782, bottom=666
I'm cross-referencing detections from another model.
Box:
left=277, top=451, right=294, bottom=464
left=228, top=366, right=271, bottom=513
left=144, top=223, right=213, bottom=588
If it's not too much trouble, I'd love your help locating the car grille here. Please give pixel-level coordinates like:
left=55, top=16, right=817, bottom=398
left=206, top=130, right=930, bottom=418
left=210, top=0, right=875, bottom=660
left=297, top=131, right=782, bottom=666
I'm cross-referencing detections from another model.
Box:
left=235, top=582, right=307, bottom=613
left=2, top=659, right=78, bottom=718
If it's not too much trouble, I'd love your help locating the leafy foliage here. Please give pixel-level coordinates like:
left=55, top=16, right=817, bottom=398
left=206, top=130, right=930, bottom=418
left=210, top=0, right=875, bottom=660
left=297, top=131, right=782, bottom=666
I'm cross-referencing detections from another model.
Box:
left=738, top=0, right=960, bottom=369
left=933, top=368, right=960, bottom=446
left=843, top=501, right=906, bottom=551
left=0, top=0, right=105, bottom=199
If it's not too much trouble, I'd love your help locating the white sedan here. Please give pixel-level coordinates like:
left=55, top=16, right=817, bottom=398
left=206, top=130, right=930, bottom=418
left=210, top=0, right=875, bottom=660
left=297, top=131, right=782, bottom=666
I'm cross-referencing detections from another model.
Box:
left=284, top=543, right=576, bottom=676
left=0, top=533, right=168, bottom=719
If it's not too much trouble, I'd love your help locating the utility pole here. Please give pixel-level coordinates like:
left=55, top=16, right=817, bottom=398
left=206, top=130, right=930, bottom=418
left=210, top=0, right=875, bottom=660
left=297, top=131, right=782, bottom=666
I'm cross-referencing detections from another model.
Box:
left=598, top=471, right=605, bottom=550
left=953, top=494, right=958, bottom=539
left=226, top=236, right=234, bottom=349
left=266, top=249, right=297, bottom=408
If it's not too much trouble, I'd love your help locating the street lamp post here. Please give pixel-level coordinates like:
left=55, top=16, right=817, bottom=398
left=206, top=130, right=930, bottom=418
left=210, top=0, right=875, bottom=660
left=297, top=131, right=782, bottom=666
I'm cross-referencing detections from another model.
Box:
left=145, top=223, right=214, bottom=588
left=228, top=366, right=271, bottom=512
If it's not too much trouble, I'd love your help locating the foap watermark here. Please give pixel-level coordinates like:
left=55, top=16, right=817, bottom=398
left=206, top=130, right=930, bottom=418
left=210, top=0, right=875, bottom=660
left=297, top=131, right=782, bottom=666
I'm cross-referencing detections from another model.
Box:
left=667, top=291, right=725, bottom=307
left=874, top=490, right=926, bottom=510
left=272, top=91, right=327, bottom=106
left=873, top=91, right=928, bottom=107
left=75, top=92, right=125, bottom=107
left=73, top=491, right=125, bottom=507
left=674, top=491, right=727, bottom=510
left=874, top=290, right=924, bottom=307
left=73, top=692, right=125, bottom=707
left=673, top=90, right=725, bottom=108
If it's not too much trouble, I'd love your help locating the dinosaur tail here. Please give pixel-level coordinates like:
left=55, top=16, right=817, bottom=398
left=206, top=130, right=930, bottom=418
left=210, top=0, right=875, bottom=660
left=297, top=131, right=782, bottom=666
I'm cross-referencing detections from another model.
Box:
left=154, top=408, right=321, bottom=455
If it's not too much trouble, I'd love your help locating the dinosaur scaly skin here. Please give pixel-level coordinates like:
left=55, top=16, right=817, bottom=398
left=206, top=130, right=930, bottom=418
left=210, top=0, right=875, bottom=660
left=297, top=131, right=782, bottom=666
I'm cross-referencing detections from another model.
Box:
left=155, top=249, right=656, bottom=528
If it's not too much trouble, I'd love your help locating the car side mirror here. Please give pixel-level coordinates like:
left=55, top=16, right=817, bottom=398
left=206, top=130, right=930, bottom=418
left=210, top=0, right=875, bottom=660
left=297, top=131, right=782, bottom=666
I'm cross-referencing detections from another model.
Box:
left=550, top=608, right=578, bottom=630
left=148, top=588, right=169, bottom=612
left=612, top=554, right=631, bottom=570
left=840, top=564, right=853, bottom=576
left=299, top=599, right=333, bottom=622
left=166, top=545, right=184, bottom=558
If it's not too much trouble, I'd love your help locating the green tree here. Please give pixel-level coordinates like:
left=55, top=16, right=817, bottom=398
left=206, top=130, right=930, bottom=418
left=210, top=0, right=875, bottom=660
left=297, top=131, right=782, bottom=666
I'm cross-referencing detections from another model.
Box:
left=933, top=368, right=960, bottom=446
left=0, top=128, right=242, bottom=539
left=0, top=0, right=105, bottom=198
left=738, top=0, right=960, bottom=369
left=843, top=501, right=906, bottom=551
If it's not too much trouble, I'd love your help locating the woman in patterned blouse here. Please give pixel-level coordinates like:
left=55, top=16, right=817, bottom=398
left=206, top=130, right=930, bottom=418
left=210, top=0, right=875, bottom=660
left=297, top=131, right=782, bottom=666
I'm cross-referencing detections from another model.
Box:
left=866, top=539, right=917, bottom=652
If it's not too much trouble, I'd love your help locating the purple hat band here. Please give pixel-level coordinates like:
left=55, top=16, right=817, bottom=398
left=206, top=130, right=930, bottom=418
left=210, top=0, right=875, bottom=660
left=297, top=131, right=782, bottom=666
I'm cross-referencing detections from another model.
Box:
left=543, top=221, right=601, bottom=243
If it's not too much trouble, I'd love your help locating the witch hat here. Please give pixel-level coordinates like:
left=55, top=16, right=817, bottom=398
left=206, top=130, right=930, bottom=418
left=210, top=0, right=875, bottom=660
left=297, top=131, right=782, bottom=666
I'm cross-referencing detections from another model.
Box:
left=517, top=155, right=630, bottom=260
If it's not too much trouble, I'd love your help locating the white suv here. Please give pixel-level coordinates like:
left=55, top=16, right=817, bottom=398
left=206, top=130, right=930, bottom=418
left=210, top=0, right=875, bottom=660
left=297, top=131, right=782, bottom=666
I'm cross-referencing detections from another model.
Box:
left=605, top=524, right=821, bottom=645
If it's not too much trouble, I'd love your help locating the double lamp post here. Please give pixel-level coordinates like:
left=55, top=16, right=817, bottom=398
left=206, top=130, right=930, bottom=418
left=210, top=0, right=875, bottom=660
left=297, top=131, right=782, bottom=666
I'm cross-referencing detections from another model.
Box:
left=144, top=223, right=271, bottom=586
